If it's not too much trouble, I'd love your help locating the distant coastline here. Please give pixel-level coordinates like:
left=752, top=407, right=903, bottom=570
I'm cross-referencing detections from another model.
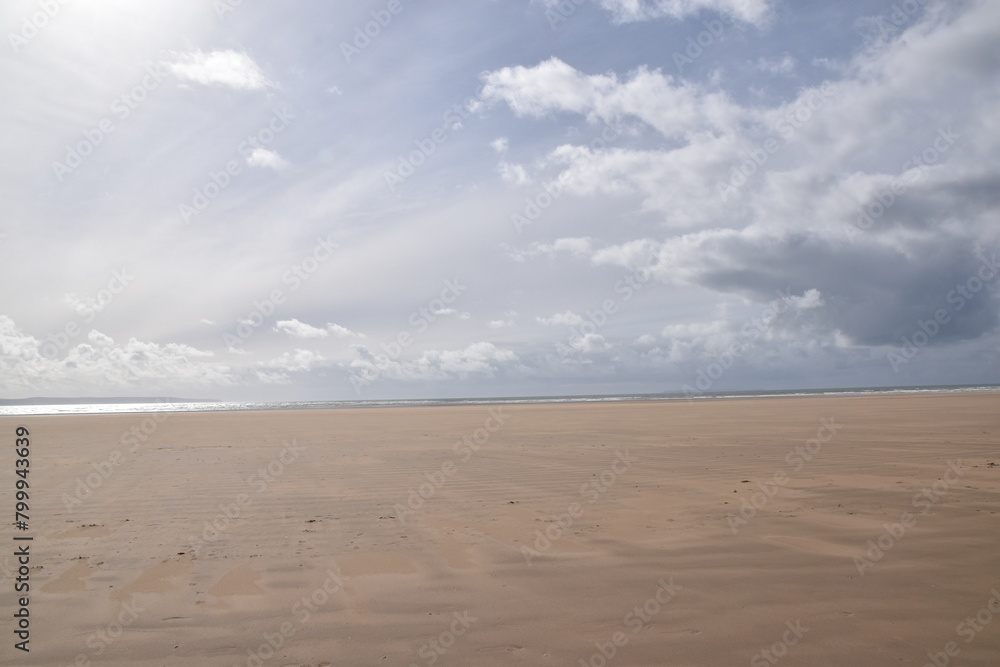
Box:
left=1, top=384, right=998, bottom=417
left=0, top=396, right=220, bottom=406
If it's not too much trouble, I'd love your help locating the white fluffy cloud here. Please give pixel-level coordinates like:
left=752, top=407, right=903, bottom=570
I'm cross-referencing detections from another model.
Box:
left=498, top=161, right=530, bottom=185
left=274, top=319, right=329, bottom=338
left=327, top=324, right=362, bottom=338
left=165, top=49, right=273, bottom=90
left=274, top=320, right=361, bottom=339
left=246, top=148, right=290, bottom=170
left=479, top=57, right=744, bottom=143
left=479, top=1, right=1000, bottom=352
left=0, top=316, right=233, bottom=394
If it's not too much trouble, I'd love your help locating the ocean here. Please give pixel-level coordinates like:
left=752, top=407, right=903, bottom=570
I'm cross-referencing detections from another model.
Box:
left=1, top=384, right=998, bottom=416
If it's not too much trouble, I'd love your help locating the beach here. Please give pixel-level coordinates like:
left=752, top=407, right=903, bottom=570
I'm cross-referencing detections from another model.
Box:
left=2, top=392, right=999, bottom=666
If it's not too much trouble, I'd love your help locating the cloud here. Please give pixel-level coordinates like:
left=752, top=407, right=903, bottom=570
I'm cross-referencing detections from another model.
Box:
left=480, top=2, right=1000, bottom=352
left=327, top=323, right=362, bottom=338
left=491, top=137, right=509, bottom=154
left=757, top=54, right=796, bottom=75
left=488, top=319, right=513, bottom=329
left=504, top=238, right=595, bottom=263
left=246, top=148, right=290, bottom=170
left=63, top=289, right=118, bottom=318
left=787, top=288, right=824, bottom=309
left=346, top=342, right=518, bottom=383
left=254, top=370, right=292, bottom=384
left=425, top=307, right=471, bottom=319
left=630, top=229, right=998, bottom=347
left=164, top=49, right=273, bottom=90
left=263, top=349, right=325, bottom=373
left=88, top=330, right=114, bottom=346
left=274, top=319, right=329, bottom=339
left=591, top=238, right=660, bottom=267
left=479, top=57, right=612, bottom=118
left=0, top=316, right=233, bottom=394
left=478, top=57, right=742, bottom=141
left=594, top=0, right=774, bottom=25
left=274, top=320, right=362, bottom=339
left=537, top=311, right=584, bottom=326
left=498, top=161, right=530, bottom=185
left=570, top=332, right=609, bottom=352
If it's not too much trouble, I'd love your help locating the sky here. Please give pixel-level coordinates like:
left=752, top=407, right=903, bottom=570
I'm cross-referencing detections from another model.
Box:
left=1, top=0, right=998, bottom=401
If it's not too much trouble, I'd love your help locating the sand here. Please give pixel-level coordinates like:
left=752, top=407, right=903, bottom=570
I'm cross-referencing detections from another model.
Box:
left=2, top=392, right=999, bottom=666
